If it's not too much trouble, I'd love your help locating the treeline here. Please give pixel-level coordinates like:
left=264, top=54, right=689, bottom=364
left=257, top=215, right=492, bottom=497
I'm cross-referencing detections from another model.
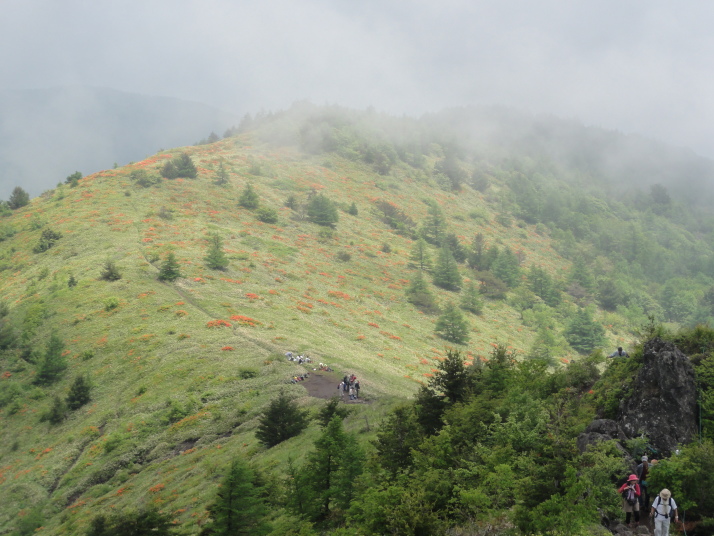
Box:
left=241, top=104, right=714, bottom=332
left=71, top=326, right=714, bottom=536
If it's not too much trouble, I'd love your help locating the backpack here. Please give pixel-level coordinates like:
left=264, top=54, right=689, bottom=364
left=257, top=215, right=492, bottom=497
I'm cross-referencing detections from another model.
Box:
left=625, top=488, right=637, bottom=506
left=655, top=496, right=675, bottom=519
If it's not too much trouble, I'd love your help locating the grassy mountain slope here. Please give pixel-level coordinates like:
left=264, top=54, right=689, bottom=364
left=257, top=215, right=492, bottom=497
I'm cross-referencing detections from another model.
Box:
left=1, top=105, right=711, bottom=534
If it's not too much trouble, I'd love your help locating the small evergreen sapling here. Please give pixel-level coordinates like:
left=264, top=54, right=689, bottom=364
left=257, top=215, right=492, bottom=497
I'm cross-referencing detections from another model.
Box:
left=66, top=375, right=91, bottom=410
left=434, top=301, right=470, bottom=344
left=433, top=245, right=462, bottom=291
left=306, top=194, right=339, bottom=227
left=204, top=235, right=229, bottom=270
left=406, top=271, right=439, bottom=314
left=99, top=260, right=122, bottom=281
left=238, top=183, right=260, bottom=209
left=460, top=280, right=484, bottom=314
left=34, top=332, right=67, bottom=386
left=157, top=252, right=182, bottom=281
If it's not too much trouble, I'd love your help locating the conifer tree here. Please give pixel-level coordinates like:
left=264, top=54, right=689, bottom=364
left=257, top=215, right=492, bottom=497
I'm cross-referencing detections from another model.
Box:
left=66, top=375, right=91, bottom=410
left=200, top=458, right=270, bottom=536
left=214, top=160, right=229, bottom=185
left=306, top=194, right=339, bottom=227
left=406, top=271, right=439, bottom=314
left=408, top=237, right=433, bottom=272
left=68, top=273, right=77, bottom=288
left=527, top=265, right=560, bottom=307
left=34, top=332, right=67, bottom=385
left=204, top=234, right=229, bottom=270
left=492, top=246, right=521, bottom=288
left=347, top=202, right=359, bottom=216
left=157, top=252, right=182, bottom=282
left=292, top=416, right=364, bottom=522
left=433, top=246, right=462, bottom=291
left=161, top=152, right=197, bottom=179
left=255, top=391, right=309, bottom=448
left=568, top=257, right=595, bottom=292
left=238, top=183, right=260, bottom=209
left=467, top=232, right=485, bottom=270
left=99, top=260, right=122, bottom=281
left=175, top=152, right=198, bottom=178
left=564, top=307, right=605, bottom=354
left=374, top=405, right=422, bottom=477
left=442, top=232, right=467, bottom=263
left=482, top=244, right=500, bottom=271
left=434, top=301, right=470, bottom=344
left=316, top=397, right=351, bottom=428
left=47, top=395, right=67, bottom=424
left=8, top=186, right=30, bottom=209
left=460, top=280, right=484, bottom=314
left=429, top=348, right=472, bottom=403
left=65, top=171, right=82, bottom=187
left=420, top=200, right=447, bottom=245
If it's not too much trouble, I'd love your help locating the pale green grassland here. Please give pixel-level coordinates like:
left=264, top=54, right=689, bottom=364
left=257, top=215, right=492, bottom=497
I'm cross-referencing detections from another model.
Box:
left=0, top=136, right=630, bottom=534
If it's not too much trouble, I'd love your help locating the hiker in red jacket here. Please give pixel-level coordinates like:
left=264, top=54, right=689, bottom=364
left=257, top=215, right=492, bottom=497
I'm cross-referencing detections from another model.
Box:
left=618, top=474, right=641, bottom=527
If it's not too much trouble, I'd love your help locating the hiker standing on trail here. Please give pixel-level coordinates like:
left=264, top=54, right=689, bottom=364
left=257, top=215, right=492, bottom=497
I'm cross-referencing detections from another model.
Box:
left=651, top=488, right=678, bottom=536
left=618, top=474, right=641, bottom=527
left=636, top=455, right=650, bottom=508
left=609, top=346, right=630, bottom=358
left=338, top=381, right=344, bottom=399
left=355, top=380, right=360, bottom=399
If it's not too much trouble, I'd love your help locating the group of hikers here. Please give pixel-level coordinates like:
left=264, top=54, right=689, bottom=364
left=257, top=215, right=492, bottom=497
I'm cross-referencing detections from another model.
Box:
left=285, top=351, right=334, bottom=384
left=338, top=374, right=361, bottom=401
left=607, top=346, right=679, bottom=535
left=618, top=455, right=679, bottom=535
left=285, top=351, right=312, bottom=365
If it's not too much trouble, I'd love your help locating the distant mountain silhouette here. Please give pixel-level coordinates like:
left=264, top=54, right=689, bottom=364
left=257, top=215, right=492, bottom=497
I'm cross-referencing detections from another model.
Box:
left=0, top=86, right=239, bottom=199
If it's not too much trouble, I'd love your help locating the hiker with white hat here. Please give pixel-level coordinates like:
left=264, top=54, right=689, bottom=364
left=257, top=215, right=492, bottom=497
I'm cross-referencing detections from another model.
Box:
left=651, top=488, right=678, bottom=536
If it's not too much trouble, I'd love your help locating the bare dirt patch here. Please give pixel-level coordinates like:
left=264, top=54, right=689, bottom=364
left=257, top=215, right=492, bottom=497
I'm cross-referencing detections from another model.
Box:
left=302, top=372, right=368, bottom=404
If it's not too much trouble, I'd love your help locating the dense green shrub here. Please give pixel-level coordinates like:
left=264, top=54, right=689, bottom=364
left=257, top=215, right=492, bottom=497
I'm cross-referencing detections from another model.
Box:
left=33, top=228, right=62, bottom=253
left=255, top=206, right=278, bottom=224
left=161, top=152, right=197, bottom=179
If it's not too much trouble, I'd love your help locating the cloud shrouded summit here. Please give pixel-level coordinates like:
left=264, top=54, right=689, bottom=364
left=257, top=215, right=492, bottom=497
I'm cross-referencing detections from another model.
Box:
left=1, top=1, right=714, bottom=167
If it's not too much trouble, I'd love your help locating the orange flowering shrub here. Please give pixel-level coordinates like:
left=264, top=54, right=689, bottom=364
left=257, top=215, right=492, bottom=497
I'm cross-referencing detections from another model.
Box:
left=230, top=315, right=261, bottom=327
left=206, top=319, right=232, bottom=328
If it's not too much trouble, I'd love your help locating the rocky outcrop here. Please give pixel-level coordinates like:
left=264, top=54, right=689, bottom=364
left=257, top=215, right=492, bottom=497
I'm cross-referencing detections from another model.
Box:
left=578, top=338, right=698, bottom=457
left=577, top=419, right=628, bottom=453
left=618, top=338, right=698, bottom=457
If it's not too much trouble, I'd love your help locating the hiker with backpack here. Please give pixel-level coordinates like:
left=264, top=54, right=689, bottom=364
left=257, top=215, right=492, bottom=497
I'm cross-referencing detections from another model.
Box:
left=609, top=346, right=630, bottom=358
left=651, top=488, right=678, bottom=536
left=636, top=455, right=650, bottom=508
left=618, top=474, right=641, bottom=527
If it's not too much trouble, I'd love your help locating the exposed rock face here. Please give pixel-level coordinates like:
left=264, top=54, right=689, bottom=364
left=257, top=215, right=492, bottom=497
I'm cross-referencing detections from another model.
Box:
left=618, top=338, right=698, bottom=457
left=578, top=338, right=698, bottom=457
left=577, top=419, right=627, bottom=453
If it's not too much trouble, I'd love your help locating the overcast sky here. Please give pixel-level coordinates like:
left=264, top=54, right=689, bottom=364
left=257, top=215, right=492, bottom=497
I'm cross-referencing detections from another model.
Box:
left=2, top=0, right=714, bottom=158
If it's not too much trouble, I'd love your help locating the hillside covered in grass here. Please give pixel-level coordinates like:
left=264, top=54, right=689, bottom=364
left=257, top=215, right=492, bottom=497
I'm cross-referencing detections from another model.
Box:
left=3, top=104, right=714, bottom=534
